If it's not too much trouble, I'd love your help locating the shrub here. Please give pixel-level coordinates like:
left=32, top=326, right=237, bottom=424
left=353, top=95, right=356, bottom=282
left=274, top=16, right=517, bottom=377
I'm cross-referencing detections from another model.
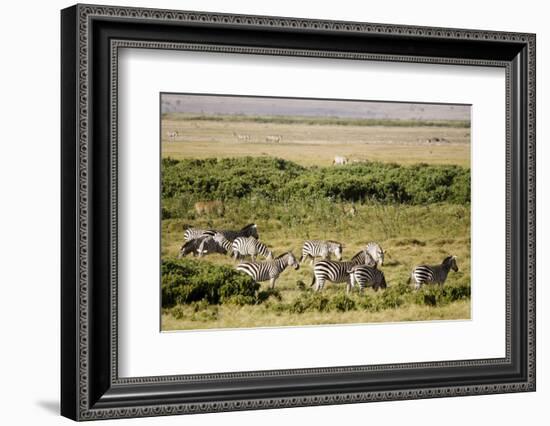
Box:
left=412, top=282, right=471, bottom=306
left=327, top=294, right=357, bottom=312
left=283, top=292, right=331, bottom=314
left=161, top=258, right=260, bottom=307
left=162, top=157, right=470, bottom=206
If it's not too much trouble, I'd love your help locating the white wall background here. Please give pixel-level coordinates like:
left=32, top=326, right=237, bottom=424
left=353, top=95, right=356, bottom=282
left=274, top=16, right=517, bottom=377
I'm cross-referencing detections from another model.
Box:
left=0, top=0, right=546, bottom=424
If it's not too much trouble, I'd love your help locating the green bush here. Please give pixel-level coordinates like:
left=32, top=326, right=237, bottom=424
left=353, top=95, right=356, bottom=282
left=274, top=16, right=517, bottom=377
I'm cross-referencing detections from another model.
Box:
left=161, top=258, right=260, bottom=307
left=412, top=282, right=471, bottom=306
left=289, top=292, right=331, bottom=314
left=328, top=294, right=357, bottom=312
left=162, top=157, right=470, bottom=205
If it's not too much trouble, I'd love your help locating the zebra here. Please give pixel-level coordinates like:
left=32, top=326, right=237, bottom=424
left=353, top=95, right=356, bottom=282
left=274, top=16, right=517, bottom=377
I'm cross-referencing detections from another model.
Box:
left=211, top=232, right=236, bottom=255
left=167, top=130, right=178, bottom=141
left=183, top=227, right=215, bottom=242
left=365, top=242, right=385, bottom=266
left=232, top=236, right=273, bottom=261
left=348, top=265, right=387, bottom=292
left=408, top=255, right=459, bottom=290
left=311, top=250, right=376, bottom=293
left=333, top=155, right=348, bottom=165
left=300, top=240, right=343, bottom=264
left=236, top=252, right=300, bottom=289
left=216, top=223, right=259, bottom=241
left=196, top=235, right=230, bottom=258
left=265, top=135, right=282, bottom=143
left=233, top=132, right=251, bottom=142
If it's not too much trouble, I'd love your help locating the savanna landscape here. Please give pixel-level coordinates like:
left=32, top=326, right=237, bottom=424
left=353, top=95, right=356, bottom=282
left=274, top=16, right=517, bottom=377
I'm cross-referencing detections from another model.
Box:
left=160, top=95, right=471, bottom=331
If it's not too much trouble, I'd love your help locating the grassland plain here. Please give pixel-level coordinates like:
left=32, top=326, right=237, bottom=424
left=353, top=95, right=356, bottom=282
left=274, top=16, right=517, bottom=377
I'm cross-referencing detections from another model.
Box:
left=162, top=114, right=471, bottom=167
left=160, top=115, right=471, bottom=331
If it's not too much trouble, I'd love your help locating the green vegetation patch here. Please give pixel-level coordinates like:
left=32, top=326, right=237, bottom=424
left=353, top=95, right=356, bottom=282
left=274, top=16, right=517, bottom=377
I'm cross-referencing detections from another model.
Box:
left=162, top=258, right=260, bottom=306
left=162, top=157, right=470, bottom=206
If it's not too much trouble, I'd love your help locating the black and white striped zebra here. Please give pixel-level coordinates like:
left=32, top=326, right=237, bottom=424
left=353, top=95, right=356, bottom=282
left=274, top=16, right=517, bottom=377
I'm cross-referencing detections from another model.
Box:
left=183, top=227, right=215, bottom=242
left=300, top=240, right=343, bottom=264
left=365, top=242, right=385, bottom=266
left=232, top=236, right=273, bottom=261
left=195, top=235, right=229, bottom=258
left=216, top=223, right=259, bottom=241
left=408, top=256, right=459, bottom=290
left=236, top=252, right=299, bottom=289
left=348, top=265, right=387, bottom=292
left=311, top=250, right=375, bottom=293
left=211, top=232, right=234, bottom=252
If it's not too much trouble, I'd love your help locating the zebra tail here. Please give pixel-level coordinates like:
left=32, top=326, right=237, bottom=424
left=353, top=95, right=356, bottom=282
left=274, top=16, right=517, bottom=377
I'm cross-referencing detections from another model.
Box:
left=406, top=275, right=411, bottom=285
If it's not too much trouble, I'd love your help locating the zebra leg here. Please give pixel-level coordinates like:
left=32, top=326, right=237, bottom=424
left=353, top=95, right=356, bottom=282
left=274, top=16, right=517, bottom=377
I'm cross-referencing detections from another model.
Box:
left=316, top=278, right=324, bottom=292
left=269, top=277, right=276, bottom=289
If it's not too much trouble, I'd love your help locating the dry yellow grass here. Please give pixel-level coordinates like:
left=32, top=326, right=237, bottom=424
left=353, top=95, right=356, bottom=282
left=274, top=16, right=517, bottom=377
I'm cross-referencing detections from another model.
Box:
left=162, top=118, right=470, bottom=167
left=162, top=300, right=470, bottom=331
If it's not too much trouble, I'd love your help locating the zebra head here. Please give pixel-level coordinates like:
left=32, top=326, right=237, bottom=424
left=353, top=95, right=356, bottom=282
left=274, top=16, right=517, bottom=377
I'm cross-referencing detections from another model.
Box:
left=286, top=252, right=300, bottom=270
left=178, top=239, right=196, bottom=258
left=328, top=241, right=343, bottom=261
left=444, top=255, right=459, bottom=272
left=213, top=232, right=226, bottom=244
left=366, top=242, right=385, bottom=266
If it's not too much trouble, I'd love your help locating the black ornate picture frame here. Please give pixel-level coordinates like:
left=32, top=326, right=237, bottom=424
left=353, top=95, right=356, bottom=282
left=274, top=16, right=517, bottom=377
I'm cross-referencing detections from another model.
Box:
left=61, top=4, right=536, bottom=421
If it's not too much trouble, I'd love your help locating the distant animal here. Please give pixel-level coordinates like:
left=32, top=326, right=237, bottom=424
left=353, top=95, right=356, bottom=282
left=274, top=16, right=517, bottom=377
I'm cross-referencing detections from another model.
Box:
left=194, top=200, right=225, bottom=216
left=343, top=204, right=357, bottom=217
left=332, top=156, right=348, bottom=165
left=311, top=250, right=376, bottom=293
left=233, top=132, right=251, bottom=142
left=408, top=255, right=459, bottom=290
left=183, top=227, right=215, bottom=242
left=265, top=135, right=282, bottom=143
left=232, top=236, right=273, bottom=261
left=348, top=265, right=387, bottom=292
left=426, top=137, right=449, bottom=144
left=216, top=223, right=259, bottom=241
left=167, top=130, right=178, bottom=141
left=236, top=252, right=300, bottom=289
left=300, top=240, right=343, bottom=264
left=365, top=242, right=385, bottom=267
left=196, top=235, right=230, bottom=258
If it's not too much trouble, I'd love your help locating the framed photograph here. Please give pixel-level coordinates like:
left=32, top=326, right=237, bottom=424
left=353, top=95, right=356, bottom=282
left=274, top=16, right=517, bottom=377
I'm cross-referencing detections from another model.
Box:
left=61, top=4, right=536, bottom=421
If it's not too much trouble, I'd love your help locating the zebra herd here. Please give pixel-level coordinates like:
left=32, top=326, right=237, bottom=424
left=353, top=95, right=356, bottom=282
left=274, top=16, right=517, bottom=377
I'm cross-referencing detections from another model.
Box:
left=178, top=223, right=459, bottom=292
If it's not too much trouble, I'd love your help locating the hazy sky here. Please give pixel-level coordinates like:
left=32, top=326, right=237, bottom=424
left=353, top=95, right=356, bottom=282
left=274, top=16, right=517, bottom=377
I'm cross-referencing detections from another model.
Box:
left=161, top=93, right=470, bottom=121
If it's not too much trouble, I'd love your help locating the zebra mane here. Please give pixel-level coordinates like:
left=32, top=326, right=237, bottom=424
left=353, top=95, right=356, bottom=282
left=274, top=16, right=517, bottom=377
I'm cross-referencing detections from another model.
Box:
left=240, top=223, right=257, bottom=231
left=326, top=240, right=342, bottom=246
left=442, top=255, right=455, bottom=264
left=351, top=250, right=366, bottom=261
left=274, top=252, right=290, bottom=260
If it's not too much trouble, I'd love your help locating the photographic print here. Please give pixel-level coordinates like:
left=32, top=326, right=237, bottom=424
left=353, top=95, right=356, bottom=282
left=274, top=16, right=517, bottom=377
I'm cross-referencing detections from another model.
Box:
left=160, top=94, right=471, bottom=331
